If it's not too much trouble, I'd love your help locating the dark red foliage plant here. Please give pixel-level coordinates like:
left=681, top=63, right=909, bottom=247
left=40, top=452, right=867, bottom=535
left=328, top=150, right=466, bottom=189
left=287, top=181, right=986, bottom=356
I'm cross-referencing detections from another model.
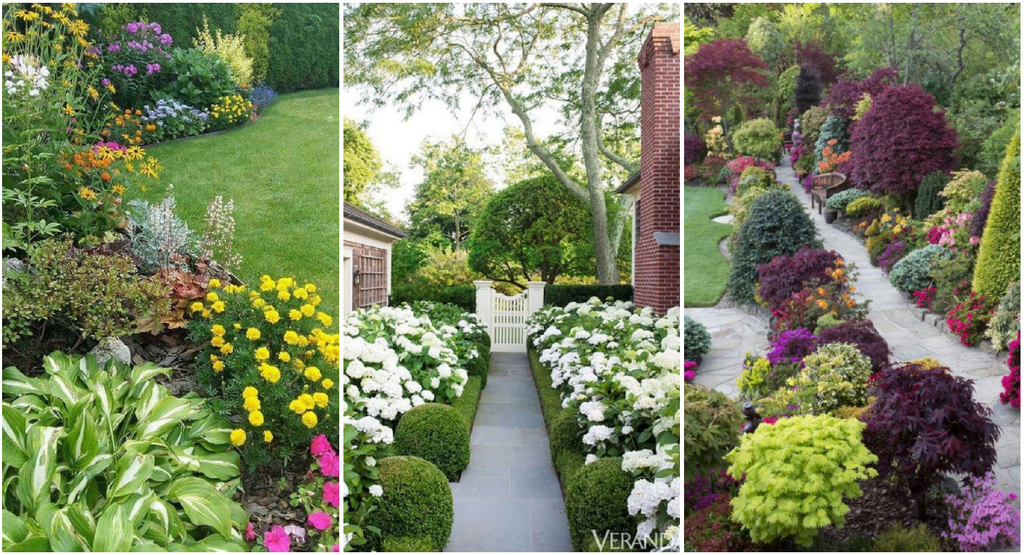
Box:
left=683, top=495, right=756, bottom=552
left=794, top=64, right=821, bottom=115
left=817, top=319, right=891, bottom=371
left=969, top=180, right=998, bottom=239
left=684, top=134, right=707, bottom=166
left=825, top=67, right=900, bottom=120
left=756, top=247, right=842, bottom=310
left=793, top=40, right=842, bottom=86
left=1001, top=332, right=1021, bottom=408
left=850, top=85, right=959, bottom=198
left=684, top=39, right=768, bottom=124
left=863, top=363, right=1000, bottom=519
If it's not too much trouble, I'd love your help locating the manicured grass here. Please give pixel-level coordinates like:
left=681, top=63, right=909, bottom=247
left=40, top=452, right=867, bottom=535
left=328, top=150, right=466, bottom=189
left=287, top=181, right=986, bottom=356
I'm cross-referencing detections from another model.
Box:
left=138, top=89, right=340, bottom=313
left=684, top=187, right=732, bottom=307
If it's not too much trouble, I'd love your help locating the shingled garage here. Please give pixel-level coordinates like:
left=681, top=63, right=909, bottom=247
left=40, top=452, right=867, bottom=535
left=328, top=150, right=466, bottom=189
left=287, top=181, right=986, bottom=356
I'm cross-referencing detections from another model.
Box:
left=343, top=202, right=406, bottom=315
left=618, top=22, right=680, bottom=315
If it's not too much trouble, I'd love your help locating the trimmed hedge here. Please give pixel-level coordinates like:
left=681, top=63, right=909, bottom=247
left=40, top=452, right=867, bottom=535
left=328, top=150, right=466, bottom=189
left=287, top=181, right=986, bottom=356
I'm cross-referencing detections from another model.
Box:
left=450, top=375, right=483, bottom=429
left=564, top=457, right=636, bottom=551
left=973, top=125, right=1021, bottom=300
left=529, top=345, right=586, bottom=484
left=550, top=409, right=587, bottom=482
left=368, top=456, right=454, bottom=552
left=391, top=283, right=475, bottom=312
left=544, top=284, right=633, bottom=308
left=394, top=404, right=470, bottom=480
left=383, top=536, right=435, bottom=552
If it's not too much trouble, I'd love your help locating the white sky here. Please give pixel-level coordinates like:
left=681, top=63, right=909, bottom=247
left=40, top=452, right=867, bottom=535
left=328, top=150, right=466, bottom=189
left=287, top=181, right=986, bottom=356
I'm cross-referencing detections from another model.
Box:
left=341, top=89, right=561, bottom=224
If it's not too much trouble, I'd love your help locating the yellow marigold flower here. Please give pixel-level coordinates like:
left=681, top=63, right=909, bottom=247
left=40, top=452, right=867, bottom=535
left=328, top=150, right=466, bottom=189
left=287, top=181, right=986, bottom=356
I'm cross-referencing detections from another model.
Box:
left=310, top=295, right=321, bottom=307
left=284, top=330, right=300, bottom=345
left=289, top=309, right=303, bottom=321
left=260, top=279, right=276, bottom=292
left=317, top=312, right=333, bottom=327
left=230, top=429, right=246, bottom=446
left=304, top=367, right=322, bottom=382
left=211, top=300, right=226, bottom=313
left=264, top=430, right=273, bottom=442
left=293, top=288, right=308, bottom=300
left=313, top=392, right=329, bottom=408
left=212, top=360, right=225, bottom=372
left=190, top=302, right=204, bottom=313
left=305, top=283, right=317, bottom=293
left=260, top=274, right=271, bottom=283
left=265, top=310, right=280, bottom=324
left=234, top=323, right=242, bottom=330
left=322, top=379, right=334, bottom=389
left=299, top=394, right=315, bottom=410
left=206, top=291, right=219, bottom=302
left=300, top=304, right=315, bottom=318
left=220, top=343, right=234, bottom=355
left=297, top=335, right=309, bottom=348
left=302, top=412, right=318, bottom=429
left=202, top=309, right=212, bottom=319
left=246, top=328, right=261, bottom=340
left=248, top=411, right=264, bottom=427
left=209, top=278, right=222, bottom=288
left=255, top=347, right=270, bottom=362
left=243, top=396, right=261, bottom=412
left=210, top=354, right=219, bottom=362
left=288, top=399, right=306, bottom=414
left=253, top=298, right=266, bottom=309
left=260, top=364, right=281, bottom=383
left=211, top=336, right=225, bottom=348
left=278, top=351, right=291, bottom=362
left=278, top=290, right=291, bottom=301
left=243, top=386, right=258, bottom=399
left=293, top=359, right=306, bottom=370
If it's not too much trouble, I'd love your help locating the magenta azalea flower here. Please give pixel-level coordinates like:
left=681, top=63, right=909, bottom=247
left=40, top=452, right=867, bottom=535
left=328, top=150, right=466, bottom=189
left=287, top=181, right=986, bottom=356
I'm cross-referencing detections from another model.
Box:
left=311, top=434, right=333, bottom=457
left=308, top=511, right=333, bottom=531
left=264, top=525, right=290, bottom=552
left=324, top=481, right=340, bottom=508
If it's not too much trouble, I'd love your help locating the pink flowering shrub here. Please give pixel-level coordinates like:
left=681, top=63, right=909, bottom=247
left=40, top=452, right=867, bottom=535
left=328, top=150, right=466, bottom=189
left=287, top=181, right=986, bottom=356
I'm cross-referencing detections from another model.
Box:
left=684, top=360, right=698, bottom=383
left=913, top=286, right=937, bottom=310
left=946, top=291, right=995, bottom=346
left=1000, top=333, right=1021, bottom=408
left=943, top=473, right=1020, bottom=551
left=927, top=211, right=976, bottom=251
left=726, top=157, right=774, bottom=193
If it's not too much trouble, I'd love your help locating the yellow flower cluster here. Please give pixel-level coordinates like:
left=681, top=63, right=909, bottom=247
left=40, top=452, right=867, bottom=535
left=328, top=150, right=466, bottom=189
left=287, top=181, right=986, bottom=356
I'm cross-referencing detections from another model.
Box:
left=242, top=386, right=266, bottom=428
left=210, top=93, right=254, bottom=126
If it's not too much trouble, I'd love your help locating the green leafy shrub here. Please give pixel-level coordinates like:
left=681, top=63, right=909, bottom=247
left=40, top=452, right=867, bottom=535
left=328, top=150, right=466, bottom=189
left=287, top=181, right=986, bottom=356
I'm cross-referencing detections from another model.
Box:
left=980, top=109, right=1021, bottom=178
left=794, top=151, right=816, bottom=176
left=391, top=283, right=476, bottom=312
left=728, top=190, right=821, bottom=304
left=866, top=228, right=894, bottom=265
left=394, top=404, right=470, bottom=480
left=2, top=237, right=169, bottom=348
left=800, top=105, right=828, bottom=149
left=870, top=523, right=942, bottom=552
left=889, top=245, right=954, bottom=292
left=550, top=408, right=587, bottom=481
left=798, top=342, right=873, bottom=414
left=236, top=4, right=279, bottom=83
left=564, top=457, right=635, bottom=551
left=938, top=170, right=989, bottom=215
left=383, top=536, right=435, bottom=552
left=732, top=118, right=782, bottom=162
left=930, top=251, right=977, bottom=314
left=684, top=315, right=712, bottom=362
left=159, top=47, right=236, bottom=108
left=683, top=384, right=742, bottom=480
left=735, top=166, right=777, bottom=196
left=776, top=65, right=800, bottom=119
left=987, top=281, right=1021, bottom=351
left=973, top=125, right=1021, bottom=300
left=545, top=284, right=634, bottom=307
left=725, top=415, right=878, bottom=547
left=738, top=354, right=801, bottom=401
left=194, top=17, right=253, bottom=87
left=824, top=189, right=869, bottom=212
left=845, top=196, right=883, bottom=217
left=267, top=4, right=340, bottom=92
left=1, top=353, right=247, bottom=551
left=367, top=456, right=454, bottom=552
left=914, top=171, right=950, bottom=219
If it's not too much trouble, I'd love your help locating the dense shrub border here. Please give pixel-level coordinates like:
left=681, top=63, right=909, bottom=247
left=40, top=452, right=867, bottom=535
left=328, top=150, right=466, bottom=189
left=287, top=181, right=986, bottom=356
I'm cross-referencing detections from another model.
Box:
left=545, top=284, right=634, bottom=307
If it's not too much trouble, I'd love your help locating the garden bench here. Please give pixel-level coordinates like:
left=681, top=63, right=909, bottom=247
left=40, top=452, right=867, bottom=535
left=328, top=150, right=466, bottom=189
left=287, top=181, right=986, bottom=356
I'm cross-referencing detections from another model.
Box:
left=809, top=172, right=850, bottom=214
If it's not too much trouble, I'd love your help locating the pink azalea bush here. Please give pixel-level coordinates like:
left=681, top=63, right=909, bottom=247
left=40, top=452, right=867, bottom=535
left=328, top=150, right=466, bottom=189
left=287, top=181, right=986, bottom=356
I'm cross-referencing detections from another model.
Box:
left=943, top=473, right=1020, bottom=551
left=1000, top=333, right=1021, bottom=408
left=684, top=360, right=698, bottom=383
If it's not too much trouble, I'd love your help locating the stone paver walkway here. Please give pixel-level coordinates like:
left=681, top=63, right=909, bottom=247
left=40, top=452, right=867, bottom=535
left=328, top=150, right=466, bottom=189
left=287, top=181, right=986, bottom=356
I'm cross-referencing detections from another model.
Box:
left=689, top=307, right=769, bottom=399
left=445, top=352, right=572, bottom=552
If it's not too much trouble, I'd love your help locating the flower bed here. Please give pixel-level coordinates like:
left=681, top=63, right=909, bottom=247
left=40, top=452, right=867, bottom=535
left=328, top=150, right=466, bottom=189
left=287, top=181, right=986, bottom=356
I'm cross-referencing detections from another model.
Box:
left=527, top=299, right=680, bottom=551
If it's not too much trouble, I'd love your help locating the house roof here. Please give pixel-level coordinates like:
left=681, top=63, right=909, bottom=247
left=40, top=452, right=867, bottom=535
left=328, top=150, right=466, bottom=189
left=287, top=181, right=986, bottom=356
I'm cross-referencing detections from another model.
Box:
left=343, top=202, right=407, bottom=240
left=616, top=171, right=641, bottom=194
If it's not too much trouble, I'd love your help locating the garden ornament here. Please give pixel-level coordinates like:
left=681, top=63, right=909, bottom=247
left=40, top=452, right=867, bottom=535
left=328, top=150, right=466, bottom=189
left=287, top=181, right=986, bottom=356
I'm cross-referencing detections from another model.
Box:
left=741, top=401, right=763, bottom=434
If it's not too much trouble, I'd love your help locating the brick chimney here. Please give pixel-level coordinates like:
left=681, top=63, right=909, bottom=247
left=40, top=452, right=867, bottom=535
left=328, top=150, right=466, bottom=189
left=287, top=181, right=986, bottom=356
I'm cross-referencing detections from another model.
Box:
left=633, top=22, right=680, bottom=315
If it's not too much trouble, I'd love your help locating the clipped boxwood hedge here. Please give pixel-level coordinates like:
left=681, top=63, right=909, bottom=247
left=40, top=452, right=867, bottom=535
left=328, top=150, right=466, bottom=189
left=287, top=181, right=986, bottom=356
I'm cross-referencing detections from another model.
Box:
left=391, top=283, right=475, bottom=312
left=450, top=375, right=483, bottom=429
left=394, top=404, right=470, bottom=480
left=368, top=456, right=454, bottom=552
left=383, top=536, right=436, bottom=552
left=564, top=457, right=636, bottom=551
left=550, top=408, right=587, bottom=482
left=973, top=125, right=1021, bottom=300
left=544, top=284, right=633, bottom=308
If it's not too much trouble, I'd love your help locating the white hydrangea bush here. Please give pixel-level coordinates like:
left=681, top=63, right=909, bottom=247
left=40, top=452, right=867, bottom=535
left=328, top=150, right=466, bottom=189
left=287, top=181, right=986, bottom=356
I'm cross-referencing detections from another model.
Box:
left=527, top=298, right=680, bottom=550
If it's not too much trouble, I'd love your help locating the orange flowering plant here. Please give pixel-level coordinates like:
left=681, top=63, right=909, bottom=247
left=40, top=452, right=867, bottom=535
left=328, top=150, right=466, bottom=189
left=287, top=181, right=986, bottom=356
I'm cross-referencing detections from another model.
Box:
left=772, top=258, right=869, bottom=333
left=817, top=139, right=851, bottom=174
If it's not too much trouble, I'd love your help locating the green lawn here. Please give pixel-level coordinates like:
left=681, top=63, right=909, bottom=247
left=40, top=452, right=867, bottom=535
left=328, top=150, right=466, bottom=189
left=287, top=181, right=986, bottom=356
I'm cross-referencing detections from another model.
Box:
left=684, top=187, right=732, bottom=307
left=139, top=89, right=340, bottom=314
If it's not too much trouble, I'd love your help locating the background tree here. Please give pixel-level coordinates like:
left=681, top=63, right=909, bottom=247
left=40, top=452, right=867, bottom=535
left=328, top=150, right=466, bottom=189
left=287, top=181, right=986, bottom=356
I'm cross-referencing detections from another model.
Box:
left=793, top=41, right=842, bottom=87
left=407, top=137, right=494, bottom=251
left=685, top=39, right=769, bottom=141
left=468, top=175, right=594, bottom=289
left=794, top=65, right=822, bottom=115
left=345, top=3, right=670, bottom=284
left=745, top=17, right=784, bottom=71
left=343, top=118, right=400, bottom=218
left=714, top=3, right=781, bottom=39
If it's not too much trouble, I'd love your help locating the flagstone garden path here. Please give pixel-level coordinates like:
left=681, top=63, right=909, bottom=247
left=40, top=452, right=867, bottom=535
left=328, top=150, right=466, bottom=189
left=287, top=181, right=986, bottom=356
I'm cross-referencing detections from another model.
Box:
left=445, top=352, right=573, bottom=552
left=695, top=157, right=1019, bottom=497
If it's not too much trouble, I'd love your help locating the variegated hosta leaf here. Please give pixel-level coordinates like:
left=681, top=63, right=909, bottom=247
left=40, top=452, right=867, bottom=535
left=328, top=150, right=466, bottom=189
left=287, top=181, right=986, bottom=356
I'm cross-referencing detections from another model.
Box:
left=2, top=535, right=51, bottom=551
left=188, top=414, right=234, bottom=447
left=65, top=503, right=97, bottom=546
left=1, top=509, right=28, bottom=547
left=130, top=363, right=173, bottom=390
left=16, top=427, right=60, bottom=515
left=92, top=503, right=134, bottom=552
left=93, top=380, right=116, bottom=423
left=135, top=397, right=192, bottom=441
left=123, top=490, right=155, bottom=526
left=169, top=446, right=241, bottom=481
left=63, top=409, right=101, bottom=472
left=108, top=453, right=155, bottom=499
left=146, top=497, right=186, bottom=542
left=42, top=353, right=76, bottom=377
left=78, top=355, right=101, bottom=382
left=187, top=535, right=248, bottom=552
left=167, top=477, right=234, bottom=539
left=133, top=382, right=168, bottom=424
left=45, top=374, right=85, bottom=410
left=49, top=506, right=89, bottom=552
left=9, top=394, right=46, bottom=415
left=2, top=366, right=45, bottom=397
left=2, top=403, right=28, bottom=467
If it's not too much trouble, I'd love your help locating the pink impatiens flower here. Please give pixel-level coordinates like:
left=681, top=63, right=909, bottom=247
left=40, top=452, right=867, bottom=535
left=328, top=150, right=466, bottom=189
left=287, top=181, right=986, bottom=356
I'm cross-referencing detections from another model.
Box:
left=332, top=544, right=340, bottom=552
left=311, top=434, right=334, bottom=457
left=245, top=522, right=256, bottom=541
left=264, top=525, right=290, bottom=552
left=324, top=481, right=340, bottom=508
left=308, top=511, right=333, bottom=531
left=318, top=451, right=340, bottom=477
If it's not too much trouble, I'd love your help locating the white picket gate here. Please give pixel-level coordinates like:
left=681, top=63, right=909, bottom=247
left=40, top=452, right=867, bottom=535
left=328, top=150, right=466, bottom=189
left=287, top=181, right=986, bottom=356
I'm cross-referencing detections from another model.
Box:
left=474, top=281, right=546, bottom=353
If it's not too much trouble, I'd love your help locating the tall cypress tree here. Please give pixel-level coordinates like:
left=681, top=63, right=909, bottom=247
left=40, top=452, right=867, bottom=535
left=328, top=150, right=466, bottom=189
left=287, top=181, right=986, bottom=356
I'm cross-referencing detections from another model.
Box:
left=794, top=65, right=822, bottom=115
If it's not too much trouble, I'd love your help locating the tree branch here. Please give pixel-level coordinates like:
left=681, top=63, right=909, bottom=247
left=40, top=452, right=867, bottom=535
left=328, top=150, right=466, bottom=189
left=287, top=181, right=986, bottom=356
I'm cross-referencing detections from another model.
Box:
left=540, top=2, right=590, bottom=17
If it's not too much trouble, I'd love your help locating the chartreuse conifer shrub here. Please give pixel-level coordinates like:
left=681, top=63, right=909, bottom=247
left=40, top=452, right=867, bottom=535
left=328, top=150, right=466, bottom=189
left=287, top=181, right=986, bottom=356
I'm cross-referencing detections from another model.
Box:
left=972, top=125, right=1021, bottom=300
left=367, top=456, right=453, bottom=551
left=732, top=118, right=782, bottom=162
left=394, top=403, right=470, bottom=480
left=725, top=415, right=878, bottom=547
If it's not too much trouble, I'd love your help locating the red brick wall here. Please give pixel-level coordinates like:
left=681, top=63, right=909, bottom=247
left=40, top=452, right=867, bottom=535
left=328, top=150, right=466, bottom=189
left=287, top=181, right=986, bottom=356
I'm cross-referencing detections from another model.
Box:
left=345, top=240, right=390, bottom=308
left=634, top=23, right=680, bottom=315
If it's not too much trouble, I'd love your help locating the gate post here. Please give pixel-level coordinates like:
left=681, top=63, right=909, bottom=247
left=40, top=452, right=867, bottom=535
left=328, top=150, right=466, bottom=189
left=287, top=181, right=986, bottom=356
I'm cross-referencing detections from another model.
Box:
left=474, top=280, right=494, bottom=331
left=527, top=281, right=546, bottom=317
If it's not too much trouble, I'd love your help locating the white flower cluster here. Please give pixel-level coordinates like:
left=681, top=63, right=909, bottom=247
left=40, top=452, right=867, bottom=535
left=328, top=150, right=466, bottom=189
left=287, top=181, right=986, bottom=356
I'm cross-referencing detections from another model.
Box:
left=624, top=446, right=680, bottom=551
left=4, top=55, right=50, bottom=96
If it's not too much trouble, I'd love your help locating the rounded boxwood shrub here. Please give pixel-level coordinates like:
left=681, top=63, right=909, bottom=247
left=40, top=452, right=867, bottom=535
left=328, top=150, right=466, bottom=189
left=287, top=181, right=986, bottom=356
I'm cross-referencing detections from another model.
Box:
left=383, top=536, right=435, bottom=552
left=824, top=188, right=869, bottom=212
left=564, top=457, right=635, bottom=551
left=368, top=456, right=454, bottom=552
left=394, top=404, right=470, bottom=480
left=728, top=190, right=821, bottom=304
left=733, top=118, right=782, bottom=162
left=889, top=244, right=954, bottom=292
left=550, top=408, right=586, bottom=479
left=684, top=315, right=712, bottom=362
left=817, top=319, right=891, bottom=372
left=870, top=523, right=942, bottom=552
left=973, top=125, right=1021, bottom=300
left=913, top=171, right=951, bottom=219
